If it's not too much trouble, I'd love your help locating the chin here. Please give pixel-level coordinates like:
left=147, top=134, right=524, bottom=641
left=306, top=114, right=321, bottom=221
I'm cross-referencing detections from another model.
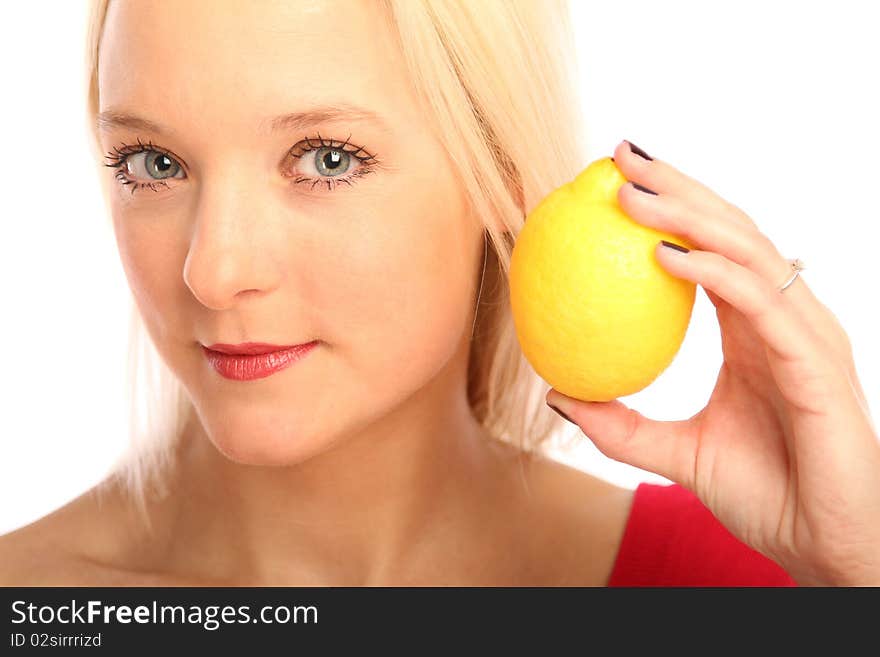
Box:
left=197, top=408, right=329, bottom=467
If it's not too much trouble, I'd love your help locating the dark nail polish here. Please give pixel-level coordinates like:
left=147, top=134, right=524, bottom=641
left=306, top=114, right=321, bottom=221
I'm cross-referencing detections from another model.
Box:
left=661, top=240, right=690, bottom=253
left=631, top=182, right=657, bottom=195
left=610, top=157, right=615, bottom=163
left=625, top=140, right=654, bottom=161
left=548, top=403, right=574, bottom=424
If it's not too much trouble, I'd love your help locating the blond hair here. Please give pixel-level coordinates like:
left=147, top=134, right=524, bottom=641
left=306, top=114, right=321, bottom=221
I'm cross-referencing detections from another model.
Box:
left=85, top=0, right=589, bottom=519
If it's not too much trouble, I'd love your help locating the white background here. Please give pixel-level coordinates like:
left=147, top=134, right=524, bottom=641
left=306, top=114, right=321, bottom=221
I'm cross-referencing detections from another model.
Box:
left=1, top=0, right=877, bottom=534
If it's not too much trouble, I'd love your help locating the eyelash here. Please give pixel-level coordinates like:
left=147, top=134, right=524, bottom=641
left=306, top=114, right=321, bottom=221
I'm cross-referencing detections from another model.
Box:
left=102, top=134, right=380, bottom=196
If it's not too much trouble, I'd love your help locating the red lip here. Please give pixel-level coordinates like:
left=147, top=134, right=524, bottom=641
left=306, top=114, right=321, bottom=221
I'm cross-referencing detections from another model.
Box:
left=202, top=340, right=319, bottom=380
left=204, top=341, right=316, bottom=355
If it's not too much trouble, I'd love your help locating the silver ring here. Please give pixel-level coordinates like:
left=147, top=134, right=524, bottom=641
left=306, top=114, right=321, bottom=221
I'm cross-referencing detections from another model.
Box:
left=778, top=258, right=805, bottom=292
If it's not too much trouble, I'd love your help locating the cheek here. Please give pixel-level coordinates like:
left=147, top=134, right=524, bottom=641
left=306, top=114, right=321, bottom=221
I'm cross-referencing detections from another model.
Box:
left=313, top=177, right=475, bottom=387
left=112, top=209, right=189, bottom=343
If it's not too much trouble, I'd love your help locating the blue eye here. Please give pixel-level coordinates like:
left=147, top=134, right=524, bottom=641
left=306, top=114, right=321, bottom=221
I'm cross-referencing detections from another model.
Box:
left=128, top=150, right=183, bottom=180
left=284, top=133, right=380, bottom=192
left=103, top=138, right=185, bottom=195
left=104, top=133, right=382, bottom=196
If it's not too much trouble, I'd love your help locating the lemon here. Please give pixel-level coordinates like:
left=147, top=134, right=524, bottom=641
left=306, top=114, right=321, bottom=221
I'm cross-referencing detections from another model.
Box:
left=509, top=157, right=696, bottom=402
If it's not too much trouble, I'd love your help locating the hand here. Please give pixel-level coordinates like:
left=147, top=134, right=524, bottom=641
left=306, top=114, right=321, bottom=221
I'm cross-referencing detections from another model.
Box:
left=545, top=139, right=880, bottom=586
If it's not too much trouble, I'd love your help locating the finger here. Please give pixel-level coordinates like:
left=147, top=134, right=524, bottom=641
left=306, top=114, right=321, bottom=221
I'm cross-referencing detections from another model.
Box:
left=618, top=181, right=788, bottom=283
left=613, top=140, right=834, bottom=344
left=546, top=391, right=699, bottom=490
left=655, top=242, right=836, bottom=375
left=613, top=139, right=758, bottom=229
left=618, top=178, right=825, bottom=330
left=628, top=175, right=867, bottom=422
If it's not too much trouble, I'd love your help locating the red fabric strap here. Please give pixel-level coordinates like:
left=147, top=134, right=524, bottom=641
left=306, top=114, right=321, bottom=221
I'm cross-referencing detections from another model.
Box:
left=607, top=482, right=797, bottom=587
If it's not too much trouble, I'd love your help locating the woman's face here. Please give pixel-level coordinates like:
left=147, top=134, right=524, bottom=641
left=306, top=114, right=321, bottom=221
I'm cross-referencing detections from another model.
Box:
left=97, top=0, right=484, bottom=464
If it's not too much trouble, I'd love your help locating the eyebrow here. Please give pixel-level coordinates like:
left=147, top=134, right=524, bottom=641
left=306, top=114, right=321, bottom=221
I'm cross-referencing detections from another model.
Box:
left=95, top=103, right=392, bottom=136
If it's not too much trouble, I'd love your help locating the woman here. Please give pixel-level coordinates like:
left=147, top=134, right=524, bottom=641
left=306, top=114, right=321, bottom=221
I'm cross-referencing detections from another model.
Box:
left=1, top=0, right=877, bottom=586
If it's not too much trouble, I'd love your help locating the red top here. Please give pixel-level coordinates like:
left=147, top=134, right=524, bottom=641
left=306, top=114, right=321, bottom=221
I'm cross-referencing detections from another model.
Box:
left=607, top=482, right=797, bottom=586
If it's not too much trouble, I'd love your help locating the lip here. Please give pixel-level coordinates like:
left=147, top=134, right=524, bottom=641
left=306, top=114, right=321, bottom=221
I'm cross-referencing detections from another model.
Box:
left=202, top=341, right=319, bottom=381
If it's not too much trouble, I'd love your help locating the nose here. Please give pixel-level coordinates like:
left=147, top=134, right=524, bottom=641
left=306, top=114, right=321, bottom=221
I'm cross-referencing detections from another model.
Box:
left=183, top=172, right=284, bottom=310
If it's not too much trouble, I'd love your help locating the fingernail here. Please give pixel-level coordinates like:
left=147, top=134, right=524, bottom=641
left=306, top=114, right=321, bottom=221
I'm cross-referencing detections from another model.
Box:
left=625, top=140, right=654, bottom=161
left=660, top=240, right=690, bottom=253
left=547, top=402, right=574, bottom=424
left=631, top=181, right=657, bottom=195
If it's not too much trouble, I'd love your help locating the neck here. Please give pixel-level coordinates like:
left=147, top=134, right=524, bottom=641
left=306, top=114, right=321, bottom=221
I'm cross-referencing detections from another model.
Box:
left=135, top=361, right=514, bottom=585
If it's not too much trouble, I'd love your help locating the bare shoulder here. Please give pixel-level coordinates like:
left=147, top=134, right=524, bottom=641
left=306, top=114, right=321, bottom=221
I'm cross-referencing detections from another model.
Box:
left=0, top=482, right=170, bottom=587
left=490, top=442, right=637, bottom=585
left=522, top=451, right=636, bottom=540
left=530, top=455, right=637, bottom=585
left=0, top=490, right=99, bottom=586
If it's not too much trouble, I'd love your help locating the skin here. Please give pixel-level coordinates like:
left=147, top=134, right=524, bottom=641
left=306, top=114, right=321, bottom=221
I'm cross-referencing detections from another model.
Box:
left=0, top=0, right=635, bottom=586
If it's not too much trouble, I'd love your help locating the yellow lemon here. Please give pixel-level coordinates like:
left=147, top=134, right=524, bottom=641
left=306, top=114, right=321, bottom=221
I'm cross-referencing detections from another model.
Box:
left=509, top=156, right=696, bottom=402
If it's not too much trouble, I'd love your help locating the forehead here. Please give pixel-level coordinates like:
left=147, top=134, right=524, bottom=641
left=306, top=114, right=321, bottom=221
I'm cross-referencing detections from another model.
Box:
left=98, top=0, right=411, bottom=127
